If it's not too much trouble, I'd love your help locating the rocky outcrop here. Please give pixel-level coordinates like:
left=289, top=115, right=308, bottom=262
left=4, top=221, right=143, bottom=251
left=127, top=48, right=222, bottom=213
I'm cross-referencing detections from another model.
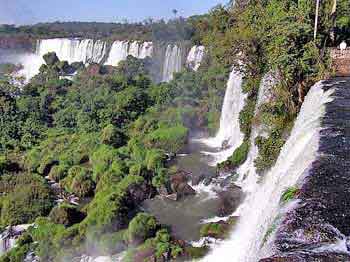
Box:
left=260, top=78, right=350, bottom=261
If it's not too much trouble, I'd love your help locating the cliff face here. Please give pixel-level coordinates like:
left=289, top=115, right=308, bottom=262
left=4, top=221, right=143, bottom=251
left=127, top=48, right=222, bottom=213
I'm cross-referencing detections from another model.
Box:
left=0, top=36, right=34, bottom=51
left=260, top=78, right=350, bottom=262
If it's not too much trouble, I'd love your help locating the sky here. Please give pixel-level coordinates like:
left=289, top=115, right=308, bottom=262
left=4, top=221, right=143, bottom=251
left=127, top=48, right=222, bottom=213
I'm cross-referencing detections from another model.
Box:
left=0, top=0, right=227, bottom=25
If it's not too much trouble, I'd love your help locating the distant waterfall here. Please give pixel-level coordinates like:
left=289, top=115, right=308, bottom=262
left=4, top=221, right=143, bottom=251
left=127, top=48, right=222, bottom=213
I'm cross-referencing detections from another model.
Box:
left=203, top=82, right=334, bottom=262
left=104, top=41, right=153, bottom=66
left=186, top=45, right=205, bottom=71
left=36, top=38, right=107, bottom=64
left=162, top=44, right=182, bottom=82
left=200, top=68, right=247, bottom=165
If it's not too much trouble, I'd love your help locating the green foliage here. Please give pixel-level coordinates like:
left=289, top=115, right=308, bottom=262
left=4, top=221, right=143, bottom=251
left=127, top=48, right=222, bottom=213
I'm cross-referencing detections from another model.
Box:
left=281, top=186, right=299, bottom=203
left=80, top=175, right=145, bottom=234
left=28, top=217, right=68, bottom=261
left=61, top=166, right=95, bottom=197
left=0, top=174, right=53, bottom=226
left=100, top=124, right=125, bottom=148
left=219, top=140, right=250, bottom=169
left=185, top=246, right=209, bottom=259
left=126, top=213, right=157, bottom=244
left=200, top=222, right=227, bottom=239
left=49, top=204, right=85, bottom=227
left=145, top=125, right=188, bottom=153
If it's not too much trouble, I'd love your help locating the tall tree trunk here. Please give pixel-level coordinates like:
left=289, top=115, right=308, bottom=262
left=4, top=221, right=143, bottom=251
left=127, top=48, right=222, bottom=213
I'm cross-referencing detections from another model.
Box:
left=330, top=0, right=337, bottom=43
left=314, top=0, right=320, bottom=40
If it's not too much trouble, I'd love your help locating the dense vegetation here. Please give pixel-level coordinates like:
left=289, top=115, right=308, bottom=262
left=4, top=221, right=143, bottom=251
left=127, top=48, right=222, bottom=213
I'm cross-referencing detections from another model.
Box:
left=0, top=18, right=197, bottom=43
left=199, top=0, right=350, bottom=173
left=0, top=0, right=349, bottom=261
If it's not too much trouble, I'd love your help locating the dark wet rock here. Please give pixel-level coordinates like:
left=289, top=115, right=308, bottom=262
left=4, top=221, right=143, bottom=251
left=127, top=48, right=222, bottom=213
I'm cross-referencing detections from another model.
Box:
left=260, top=252, right=350, bottom=262
left=264, top=78, right=350, bottom=260
left=43, top=52, right=59, bottom=66
left=175, top=183, right=196, bottom=199
left=191, top=173, right=207, bottom=186
left=126, top=181, right=152, bottom=204
left=71, top=61, right=85, bottom=71
left=216, top=185, right=242, bottom=217
left=167, top=170, right=196, bottom=200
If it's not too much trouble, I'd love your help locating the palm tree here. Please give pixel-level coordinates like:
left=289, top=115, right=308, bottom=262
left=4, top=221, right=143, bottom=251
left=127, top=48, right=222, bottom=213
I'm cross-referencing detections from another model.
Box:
left=172, top=9, right=178, bottom=17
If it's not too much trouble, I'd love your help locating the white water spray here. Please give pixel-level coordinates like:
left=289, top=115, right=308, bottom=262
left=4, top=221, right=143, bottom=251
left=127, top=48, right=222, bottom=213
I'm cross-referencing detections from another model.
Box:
left=200, top=68, right=246, bottom=165
left=105, top=41, right=153, bottom=66
left=162, top=44, right=182, bottom=82
left=186, top=46, right=205, bottom=71
left=36, top=38, right=107, bottom=64
left=203, top=82, right=334, bottom=262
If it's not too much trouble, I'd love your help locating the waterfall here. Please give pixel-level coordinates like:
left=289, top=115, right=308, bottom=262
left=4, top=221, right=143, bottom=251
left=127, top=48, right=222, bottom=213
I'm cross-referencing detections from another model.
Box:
left=104, top=41, right=129, bottom=66
left=186, top=46, right=205, bottom=71
left=36, top=38, right=107, bottom=64
left=203, top=81, right=334, bottom=262
left=139, top=42, right=153, bottom=59
left=201, top=68, right=246, bottom=165
left=236, top=72, right=277, bottom=191
left=105, top=41, right=153, bottom=66
left=162, top=44, right=182, bottom=82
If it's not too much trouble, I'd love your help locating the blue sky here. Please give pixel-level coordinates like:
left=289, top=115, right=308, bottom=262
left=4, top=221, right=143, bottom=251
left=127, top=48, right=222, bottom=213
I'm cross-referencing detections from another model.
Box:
left=0, top=0, right=227, bottom=25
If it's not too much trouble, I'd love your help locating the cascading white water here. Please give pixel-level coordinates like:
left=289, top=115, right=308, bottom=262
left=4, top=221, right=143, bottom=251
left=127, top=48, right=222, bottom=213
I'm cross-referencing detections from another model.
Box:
left=36, top=38, right=107, bottom=64
left=236, top=72, right=277, bottom=191
left=139, top=42, right=153, bottom=59
left=200, top=68, right=246, bottom=165
left=105, top=41, right=153, bottom=66
left=162, top=44, right=182, bottom=82
left=104, top=41, right=129, bottom=66
left=186, top=46, right=205, bottom=71
left=203, top=82, right=334, bottom=262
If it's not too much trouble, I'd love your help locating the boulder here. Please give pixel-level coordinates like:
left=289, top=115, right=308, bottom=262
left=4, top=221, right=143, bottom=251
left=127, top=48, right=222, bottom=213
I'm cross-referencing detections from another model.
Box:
left=43, top=52, right=59, bottom=66
left=169, top=170, right=196, bottom=200
left=216, top=185, right=242, bottom=216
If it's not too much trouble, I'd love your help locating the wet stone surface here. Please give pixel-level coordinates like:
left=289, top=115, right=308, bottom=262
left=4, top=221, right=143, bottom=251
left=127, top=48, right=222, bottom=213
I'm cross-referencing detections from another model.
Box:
left=261, top=78, right=350, bottom=260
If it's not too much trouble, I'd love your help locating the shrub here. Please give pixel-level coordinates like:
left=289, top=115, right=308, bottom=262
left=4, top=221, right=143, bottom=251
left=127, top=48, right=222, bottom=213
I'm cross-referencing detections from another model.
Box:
left=0, top=174, right=53, bottom=226
left=61, top=166, right=95, bottom=197
left=48, top=164, right=69, bottom=182
left=144, top=125, right=188, bottom=153
left=126, top=213, right=157, bottom=245
left=218, top=140, right=250, bottom=169
left=100, top=124, right=125, bottom=148
left=49, top=204, right=85, bottom=227
left=80, top=175, right=145, bottom=234
left=281, top=186, right=299, bottom=203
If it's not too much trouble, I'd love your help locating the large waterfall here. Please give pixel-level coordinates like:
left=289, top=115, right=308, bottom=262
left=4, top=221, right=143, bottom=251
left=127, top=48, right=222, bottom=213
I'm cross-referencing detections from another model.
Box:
left=201, top=68, right=246, bottom=165
left=104, top=41, right=153, bottom=66
left=12, top=39, right=202, bottom=83
left=36, top=38, right=107, bottom=64
left=186, top=45, right=205, bottom=71
left=203, top=82, right=334, bottom=262
left=162, top=44, right=182, bottom=82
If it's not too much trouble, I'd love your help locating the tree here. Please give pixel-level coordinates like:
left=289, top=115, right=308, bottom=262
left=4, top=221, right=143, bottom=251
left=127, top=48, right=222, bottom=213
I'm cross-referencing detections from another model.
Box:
left=172, top=9, right=178, bottom=17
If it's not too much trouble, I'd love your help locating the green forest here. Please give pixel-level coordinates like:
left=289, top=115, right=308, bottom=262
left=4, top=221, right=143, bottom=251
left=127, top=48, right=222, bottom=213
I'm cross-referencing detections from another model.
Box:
left=0, top=0, right=349, bottom=261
